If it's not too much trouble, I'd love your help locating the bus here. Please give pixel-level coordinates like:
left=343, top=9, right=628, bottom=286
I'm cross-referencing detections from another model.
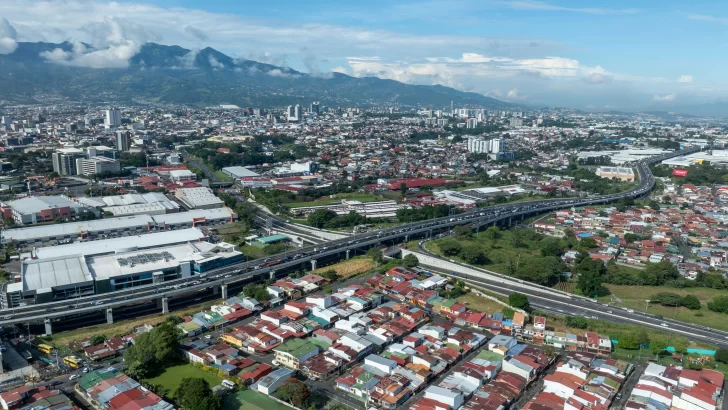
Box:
left=63, top=356, right=82, bottom=369
left=37, top=344, right=53, bottom=354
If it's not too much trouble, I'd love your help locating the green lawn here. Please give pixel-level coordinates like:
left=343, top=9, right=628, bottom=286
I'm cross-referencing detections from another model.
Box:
left=146, top=363, right=223, bottom=399
left=599, top=284, right=728, bottom=332
left=223, top=390, right=291, bottom=410
left=285, top=193, right=383, bottom=208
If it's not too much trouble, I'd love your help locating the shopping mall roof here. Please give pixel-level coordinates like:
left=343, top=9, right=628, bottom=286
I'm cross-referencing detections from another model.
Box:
left=22, top=255, right=93, bottom=291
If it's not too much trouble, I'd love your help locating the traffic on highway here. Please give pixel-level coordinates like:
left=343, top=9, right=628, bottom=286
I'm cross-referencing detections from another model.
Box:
left=0, top=147, right=702, bottom=339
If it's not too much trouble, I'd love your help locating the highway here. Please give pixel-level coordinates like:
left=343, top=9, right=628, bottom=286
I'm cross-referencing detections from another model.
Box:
left=0, top=147, right=703, bottom=337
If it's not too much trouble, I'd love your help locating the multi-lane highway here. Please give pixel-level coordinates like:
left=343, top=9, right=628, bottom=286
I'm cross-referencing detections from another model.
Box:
left=0, top=147, right=702, bottom=337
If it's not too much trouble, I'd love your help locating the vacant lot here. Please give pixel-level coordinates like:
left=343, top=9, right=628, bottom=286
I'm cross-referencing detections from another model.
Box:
left=313, top=258, right=375, bottom=279
left=146, top=362, right=223, bottom=400
left=457, top=292, right=507, bottom=315
left=223, top=390, right=291, bottom=410
left=599, top=284, right=728, bottom=331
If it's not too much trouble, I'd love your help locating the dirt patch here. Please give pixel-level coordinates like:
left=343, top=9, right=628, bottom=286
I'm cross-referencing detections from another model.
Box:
left=312, top=258, right=375, bottom=279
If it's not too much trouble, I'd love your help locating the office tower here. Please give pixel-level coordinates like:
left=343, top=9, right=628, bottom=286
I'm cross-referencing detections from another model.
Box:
left=310, top=102, right=320, bottom=114
left=105, top=108, right=121, bottom=128
left=0, top=116, right=11, bottom=125
left=116, top=130, right=132, bottom=152
left=509, top=117, right=523, bottom=128
left=52, top=148, right=85, bottom=176
left=466, top=118, right=478, bottom=128
left=450, top=101, right=454, bottom=115
left=286, top=105, right=296, bottom=121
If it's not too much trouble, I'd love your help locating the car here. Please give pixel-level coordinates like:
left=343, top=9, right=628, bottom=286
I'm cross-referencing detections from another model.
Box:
left=2, top=316, right=11, bottom=320
left=50, top=381, right=63, bottom=387
left=83, top=367, right=89, bottom=373
left=69, top=374, right=79, bottom=381
left=616, top=393, right=622, bottom=400
left=204, top=335, right=212, bottom=340
left=626, top=309, right=634, bottom=313
left=224, top=274, right=231, bottom=278
left=272, top=360, right=280, bottom=366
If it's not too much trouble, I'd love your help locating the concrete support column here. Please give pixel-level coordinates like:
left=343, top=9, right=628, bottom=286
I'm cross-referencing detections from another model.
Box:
left=106, top=308, right=113, bottom=324
left=44, top=319, right=52, bottom=336
left=269, top=270, right=276, bottom=280
left=213, top=285, right=219, bottom=295
left=508, top=217, right=512, bottom=227
left=221, top=284, right=228, bottom=300
left=346, top=250, right=351, bottom=260
left=311, top=259, right=317, bottom=270
left=161, top=297, right=169, bottom=314
left=521, top=214, right=525, bottom=222
left=404, top=235, right=408, bottom=243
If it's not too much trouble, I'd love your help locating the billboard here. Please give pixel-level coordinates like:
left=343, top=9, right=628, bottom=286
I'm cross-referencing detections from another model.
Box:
left=672, top=169, right=688, bottom=177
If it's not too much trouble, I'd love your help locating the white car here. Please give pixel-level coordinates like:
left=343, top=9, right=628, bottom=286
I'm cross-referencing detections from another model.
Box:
left=204, top=335, right=212, bottom=340
left=272, top=360, right=280, bottom=366
left=69, top=374, right=79, bottom=381
left=660, top=323, right=669, bottom=327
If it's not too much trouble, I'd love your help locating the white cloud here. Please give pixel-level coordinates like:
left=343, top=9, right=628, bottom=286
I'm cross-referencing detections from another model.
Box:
left=331, top=66, right=349, bottom=75
left=583, top=65, right=612, bottom=84
left=687, top=14, right=728, bottom=24
left=678, top=75, right=693, bottom=83
left=184, top=25, right=209, bottom=41
left=208, top=55, right=224, bottom=69
left=653, top=93, right=676, bottom=102
left=174, top=49, right=199, bottom=69
left=505, top=1, right=639, bottom=15
left=266, top=68, right=300, bottom=78
left=0, top=17, right=18, bottom=55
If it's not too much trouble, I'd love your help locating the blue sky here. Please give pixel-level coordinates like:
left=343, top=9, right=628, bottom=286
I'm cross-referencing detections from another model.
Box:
left=1, top=0, right=727, bottom=110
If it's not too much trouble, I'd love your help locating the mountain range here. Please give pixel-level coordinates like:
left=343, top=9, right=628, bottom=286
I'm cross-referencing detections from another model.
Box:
left=0, top=42, right=513, bottom=109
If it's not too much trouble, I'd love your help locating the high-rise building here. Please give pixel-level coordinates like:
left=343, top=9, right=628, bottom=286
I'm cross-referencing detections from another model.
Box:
left=467, top=137, right=505, bottom=154
left=116, top=131, right=132, bottom=152
left=0, top=116, right=11, bottom=125
left=75, top=157, right=121, bottom=176
left=509, top=117, right=523, bottom=128
left=294, top=104, right=302, bottom=121
left=105, top=108, right=121, bottom=128
left=466, top=118, right=478, bottom=129
left=310, top=102, right=320, bottom=114
left=286, top=105, right=296, bottom=121
left=52, top=148, right=85, bottom=176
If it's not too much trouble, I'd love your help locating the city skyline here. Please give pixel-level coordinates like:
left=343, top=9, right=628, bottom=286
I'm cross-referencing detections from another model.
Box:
left=0, top=0, right=726, bottom=111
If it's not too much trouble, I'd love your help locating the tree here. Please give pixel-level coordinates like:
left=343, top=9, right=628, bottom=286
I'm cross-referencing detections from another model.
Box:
left=508, top=292, right=530, bottom=311
left=484, top=226, right=501, bottom=240
left=459, top=245, right=488, bottom=265
left=619, top=333, right=640, bottom=350
left=323, top=285, right=333, bottom=294
left=510, top=229, right=525, bottom=248
left=648, top=200, right=661, bottom=210
left=277, top=379, right=310, bottom=408
left=164, top=315, right=184, bottom=325
left=307, top=209, right=338, bottom=228
left=453, top=225, right=473, bottom=239
left=539, top=238, right=564, bottom=257
left=253, top=287, right=270, bottom=301
left=578, top=237, right=598, bottom=250
left=124, top=322, right=181, bottom=378
left=672, top=339, right=688, bottom=354
left=678, top=294, right=700, bottom=309
left=566, top=316, right=588, bottom=329
left=651, top=337, right=668, bottom=356
left=175, top=378, right=222, bottom=410
left=90, top=334, right=106, bottom=345
left=640, top=261, right=680, bottom=286
left=650, top=292, right=683, bottom=307
left=715, top=348, right=728, bottom=364
left=438, top=238, right=463, bottom=256
left=516, top=256, right=565, bottom=285
left=400, top=183, right=408, bottom=196
left=402, top=254, right=419, bottom=268
left=577, top=257, right=605, bottom=298
left=624, top=233, right=639, bottom=243
left=366, top=248, right=384, bottom=266
left=636, top=329, right=650, bottom=348
left=707, top=296, right=728, bottom=313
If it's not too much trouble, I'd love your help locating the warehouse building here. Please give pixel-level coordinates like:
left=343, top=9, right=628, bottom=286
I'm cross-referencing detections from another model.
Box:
left=2, top=208, right=235, bottom=248
left=0, top=195, right=96, bottom=225
left=4, top=240, right=243, bottom=308
left=222, top=166, right=260, bottom=179
left=77, top=192, right=180, bottom=217
left=175, top=187, right=225, bottom=209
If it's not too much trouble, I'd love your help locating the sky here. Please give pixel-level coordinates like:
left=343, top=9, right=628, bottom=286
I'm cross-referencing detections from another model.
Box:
left=0, top=0, right=727, bottom=110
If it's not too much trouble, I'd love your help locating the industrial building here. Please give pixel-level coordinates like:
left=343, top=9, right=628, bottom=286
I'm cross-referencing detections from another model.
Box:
left=595, top=167, right=635, bottom=182
left=77, top=192, right=180, bottom=217
left=4, top=240, right=243, bottom=308
left=1, top=208, right=235, bottom=248
left=175, top=187, right=225, bottom=209
left=222, top=166, right=260, bottom=179
left=0, top=195, right=96, bottom=225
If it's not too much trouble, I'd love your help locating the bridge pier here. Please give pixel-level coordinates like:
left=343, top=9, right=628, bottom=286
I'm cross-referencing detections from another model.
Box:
left=161, top=297, right=169, bottom=314
left=311, top=259, right=317, bottom=270
left=213, top=285, right=219, bottom=295
left=269, top=270, right=276, bottom=280
left=221, top=284, right=228, bottom=300
left=508, top=217, right=512, bottom=227
left=106, top=308, right=113, bottom=324
left=44, top=319, right=52, bottom=336
left=346, top=250, right=351, bottom=260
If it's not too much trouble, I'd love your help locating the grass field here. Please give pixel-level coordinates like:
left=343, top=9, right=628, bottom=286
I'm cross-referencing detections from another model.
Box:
left=457, top=292, right=507, bottom=315
left=312, top=258, right=375, bottom=279
left=44, top=301, right=218, bottom=348
left=214, top=170, right=233, bottom=181
left=599, top=284, right=728, bottom=331
left=146, top=362, right=224, bottom=400
left=223, top=390, right=291, bottom=410
left=285, top=193, right=383, bottom=208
